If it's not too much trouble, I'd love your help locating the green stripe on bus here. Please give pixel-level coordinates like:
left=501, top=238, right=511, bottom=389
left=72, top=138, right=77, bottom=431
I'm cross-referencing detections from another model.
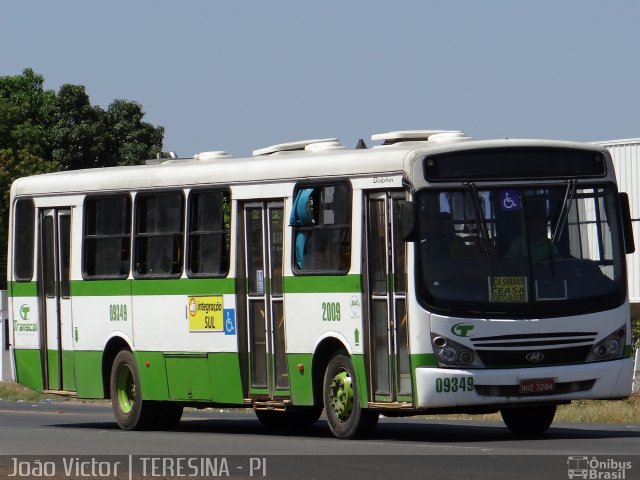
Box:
left=11, top=279, right=237, bottom=297
left=283, top=275, right=361, bottom=293
left=131, top=278, right=236, bottom=295
left=9, top=282, right=37, bottom=297
left=71, top=280, right=132, bottom=296
left=12, top=276, right=358, bottom=296
left=71, top=278, right=236, bottom=296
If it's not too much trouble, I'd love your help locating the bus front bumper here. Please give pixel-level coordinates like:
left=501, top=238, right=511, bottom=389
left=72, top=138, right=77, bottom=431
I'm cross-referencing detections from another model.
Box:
left=414, top=358, right=634, bottom=408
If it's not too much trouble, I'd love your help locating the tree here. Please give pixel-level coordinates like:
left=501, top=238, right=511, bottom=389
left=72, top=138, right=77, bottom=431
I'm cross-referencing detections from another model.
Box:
left=107, top=99, right=164, bottom=166
left=49, top=83, right=110, bottom=170
left=0, top=68, right=56, bottom=158
left=0, top=68, right=164, bottom=285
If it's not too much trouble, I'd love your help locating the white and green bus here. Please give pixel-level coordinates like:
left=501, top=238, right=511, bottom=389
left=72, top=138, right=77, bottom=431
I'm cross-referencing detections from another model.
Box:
left=7, top=130, right=636, bottom=438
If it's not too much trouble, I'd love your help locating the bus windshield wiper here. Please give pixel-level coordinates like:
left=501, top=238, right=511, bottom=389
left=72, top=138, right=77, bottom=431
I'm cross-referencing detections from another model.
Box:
left=552, top=178, right=576, bottom=246
left=547, top=178, right=576, bottom=274
left=464, top=182, right=492, bottom=254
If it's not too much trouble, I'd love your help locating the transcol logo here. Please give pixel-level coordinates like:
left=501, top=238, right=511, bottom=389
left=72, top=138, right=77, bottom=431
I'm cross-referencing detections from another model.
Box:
left=19, top=304, right=30, bottom=321
left=451, top=323, right=474, bottom=337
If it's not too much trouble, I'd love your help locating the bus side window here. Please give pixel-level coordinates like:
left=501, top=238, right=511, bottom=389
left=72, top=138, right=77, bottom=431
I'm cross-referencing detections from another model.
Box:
left=134, top=192, right=184, bottom=278
left=290, top=183, right=351, bottom=274
left=187, top=189, right=230, bottom=277
left=83, top=195, right=131, bottom=279
left=13, top=198, right=35, bottom=281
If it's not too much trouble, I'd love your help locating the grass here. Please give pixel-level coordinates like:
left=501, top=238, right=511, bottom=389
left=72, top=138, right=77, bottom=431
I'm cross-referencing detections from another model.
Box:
left=427, top=394, right=640, bottom=424
left=0, top=381, right=46, bottom=402
left=555, top=395, right=640, bottom=424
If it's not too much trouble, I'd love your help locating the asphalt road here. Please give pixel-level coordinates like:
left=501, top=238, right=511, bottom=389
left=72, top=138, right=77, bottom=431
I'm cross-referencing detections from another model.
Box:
left=0, top=400, right=638, bottom=479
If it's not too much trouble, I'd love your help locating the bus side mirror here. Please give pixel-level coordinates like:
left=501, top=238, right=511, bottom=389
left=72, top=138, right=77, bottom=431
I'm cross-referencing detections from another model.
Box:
left=400, top=200, right=418, bottom=242
left=619, top=192, right=635, bottom=254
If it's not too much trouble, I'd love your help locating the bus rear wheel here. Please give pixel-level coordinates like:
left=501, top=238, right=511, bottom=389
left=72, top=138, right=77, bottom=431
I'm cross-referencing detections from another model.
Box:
left=110, top=350, right=158, bottom=430
left=323, top=354, right=378, bottom=439
left=500, top=405, right=556, bottom=436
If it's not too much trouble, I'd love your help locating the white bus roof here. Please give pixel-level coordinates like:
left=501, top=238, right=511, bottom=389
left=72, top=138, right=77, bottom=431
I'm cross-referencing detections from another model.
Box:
left=10, top=137, right=610, bottom=198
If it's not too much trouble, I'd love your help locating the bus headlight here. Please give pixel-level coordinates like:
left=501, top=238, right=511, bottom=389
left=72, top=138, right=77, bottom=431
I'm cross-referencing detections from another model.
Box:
left=431, top=334, right=482, bottom=368
left=586, top=327, right=625, bottom=362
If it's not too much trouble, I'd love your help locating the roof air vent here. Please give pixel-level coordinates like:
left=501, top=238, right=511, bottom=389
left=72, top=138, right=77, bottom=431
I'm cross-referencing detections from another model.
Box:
left=193, top=151, right=233, bottom=161
left=253, top=138, right=339, bottom=156
left=304, top=140, right=347, bottom=152
left=371, top=130, right=468, bottom=145
left=427, top=131, right=471, bottom=143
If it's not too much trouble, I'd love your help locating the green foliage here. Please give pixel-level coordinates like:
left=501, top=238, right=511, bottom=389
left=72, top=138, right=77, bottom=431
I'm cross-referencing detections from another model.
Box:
left=107, top=99, right=164, bottom=167
left=0, top=69, right=56, bottom=158
left=0, top=69, right=164, bottom=284
left=0, top=68, right=164, bottom=171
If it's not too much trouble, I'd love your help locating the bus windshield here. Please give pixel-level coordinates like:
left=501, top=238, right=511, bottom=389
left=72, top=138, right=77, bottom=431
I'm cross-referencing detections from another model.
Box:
left=415, top=184, right=626, bottom=317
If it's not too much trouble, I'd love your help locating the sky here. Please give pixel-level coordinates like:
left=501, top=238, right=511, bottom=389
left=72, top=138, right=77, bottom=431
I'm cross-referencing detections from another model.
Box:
left=2, top=1, right=639, bottom=158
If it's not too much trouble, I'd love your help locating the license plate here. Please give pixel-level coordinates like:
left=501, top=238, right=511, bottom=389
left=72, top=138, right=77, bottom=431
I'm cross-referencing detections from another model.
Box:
left=518, top=378, right=556, bottom=395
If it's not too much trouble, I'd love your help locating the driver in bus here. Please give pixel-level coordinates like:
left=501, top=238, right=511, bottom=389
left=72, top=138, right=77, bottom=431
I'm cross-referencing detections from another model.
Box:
left=506, top=216, right=557, bottom=264
left=424, top=212, right=467, bottom=259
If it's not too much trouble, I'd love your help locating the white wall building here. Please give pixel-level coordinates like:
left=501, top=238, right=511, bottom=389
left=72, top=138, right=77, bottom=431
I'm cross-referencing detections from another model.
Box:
left=595, top=139, right=640, bottom=314
left=599, top=139, right=640, bottom=393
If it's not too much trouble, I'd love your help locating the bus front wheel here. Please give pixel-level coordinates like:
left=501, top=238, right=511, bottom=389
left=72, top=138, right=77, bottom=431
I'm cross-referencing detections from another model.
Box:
left=500, top=405, right=556, bottom=436
left=323, top=353, right=378, bottom=439
left=110, top=350, right=158, bottom=430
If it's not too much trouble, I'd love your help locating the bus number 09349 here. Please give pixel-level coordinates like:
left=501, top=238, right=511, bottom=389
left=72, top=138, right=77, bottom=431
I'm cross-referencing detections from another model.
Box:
left=435, top=377, right=474, bottom=393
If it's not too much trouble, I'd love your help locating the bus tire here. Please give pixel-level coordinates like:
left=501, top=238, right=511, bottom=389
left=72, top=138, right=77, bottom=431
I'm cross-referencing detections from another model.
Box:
left=323, top=353, right=378, bottom=439
left=500, top=405, right=556, bottom=436
left=110, top=350, right=158, bottom=431
left=155, top=402, right=183, bottom=430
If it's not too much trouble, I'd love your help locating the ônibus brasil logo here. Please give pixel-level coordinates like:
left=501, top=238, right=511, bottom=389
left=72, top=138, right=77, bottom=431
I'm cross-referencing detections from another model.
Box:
left=567, top=456, right=632, bottom=479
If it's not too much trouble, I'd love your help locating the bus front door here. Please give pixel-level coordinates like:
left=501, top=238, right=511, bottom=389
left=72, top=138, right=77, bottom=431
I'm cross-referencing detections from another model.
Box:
left=39, top=208, right=74, bottom=392
left=240, top=201, right=289, bottom=400
left=365, top=192, right=412, bottom=403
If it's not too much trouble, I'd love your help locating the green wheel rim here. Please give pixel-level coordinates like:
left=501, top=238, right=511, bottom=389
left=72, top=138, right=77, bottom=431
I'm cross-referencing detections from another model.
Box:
left=329, top=368, right=354, bottom=422
left=116, top=364, right=135, bottom=414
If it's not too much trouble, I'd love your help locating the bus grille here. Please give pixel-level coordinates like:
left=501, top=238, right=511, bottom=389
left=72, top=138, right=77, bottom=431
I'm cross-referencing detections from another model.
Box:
left=471, top=331, right=597, bottom=348
left=475, top=345, right=592, bottom=367
left=469, top=332, right=596, bottom=368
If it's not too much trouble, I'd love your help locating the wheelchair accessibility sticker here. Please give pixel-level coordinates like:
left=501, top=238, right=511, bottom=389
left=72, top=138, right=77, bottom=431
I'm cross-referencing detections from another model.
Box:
left=499, top=190, right=521, bottom=211
left=223, top=309, right=236, bottom=335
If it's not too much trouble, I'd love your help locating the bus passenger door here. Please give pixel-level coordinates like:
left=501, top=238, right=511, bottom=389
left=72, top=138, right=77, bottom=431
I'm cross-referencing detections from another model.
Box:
left=39, top=208, right=74, bottom=392
left=239, top=201, right=289, bottom=400
left=364, top=192, right=412, bottom=403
